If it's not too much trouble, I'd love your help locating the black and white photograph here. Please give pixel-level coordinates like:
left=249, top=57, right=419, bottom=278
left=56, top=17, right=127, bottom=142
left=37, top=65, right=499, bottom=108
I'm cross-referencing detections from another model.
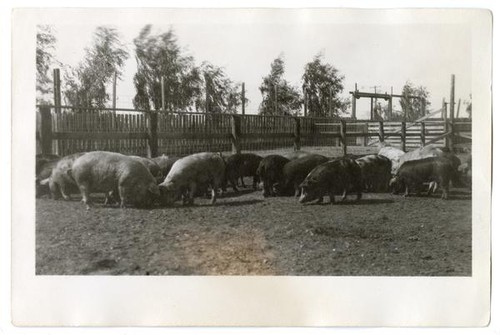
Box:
left=9, top=7, right=492, bottom=327
left=34, top=12, right=474, bottom=277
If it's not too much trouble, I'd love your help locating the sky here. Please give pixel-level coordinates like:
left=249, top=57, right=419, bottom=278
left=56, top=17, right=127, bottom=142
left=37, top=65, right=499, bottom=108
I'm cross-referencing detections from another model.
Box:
left=48, top=14, right=472, bottom=119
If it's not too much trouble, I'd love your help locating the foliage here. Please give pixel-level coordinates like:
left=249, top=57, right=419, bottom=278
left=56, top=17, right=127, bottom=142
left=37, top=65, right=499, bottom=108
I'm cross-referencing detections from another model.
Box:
left=63, top=26, right=129, bottom=108
left=133, top=25, right=202, bottom=111
left=36, top=25, right=57, bottom=104
left=197, top=62, right=246, bottom=114
left=397, top=81, right=431, bottom=121
left=302, top=53, right=347, bottom=117
left=258, top=56, right=302, bottom=115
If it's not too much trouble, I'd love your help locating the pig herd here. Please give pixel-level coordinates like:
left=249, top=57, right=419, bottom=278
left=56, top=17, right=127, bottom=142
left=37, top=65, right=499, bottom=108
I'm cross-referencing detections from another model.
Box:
left=36, top=145, right=470, bottom=209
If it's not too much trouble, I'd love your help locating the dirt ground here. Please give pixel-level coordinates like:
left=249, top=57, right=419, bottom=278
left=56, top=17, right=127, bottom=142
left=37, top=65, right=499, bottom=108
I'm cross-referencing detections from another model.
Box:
left=36, top=182, right=471, bottom=276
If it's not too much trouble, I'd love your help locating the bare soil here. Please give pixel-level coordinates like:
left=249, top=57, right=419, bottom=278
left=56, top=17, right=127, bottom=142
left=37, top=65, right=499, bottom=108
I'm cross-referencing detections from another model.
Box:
left=36, top=184, right=471, bottom=276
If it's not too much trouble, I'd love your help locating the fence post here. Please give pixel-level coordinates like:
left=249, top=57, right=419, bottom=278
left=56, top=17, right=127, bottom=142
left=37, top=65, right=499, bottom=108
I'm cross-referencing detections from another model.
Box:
left=450, top=74, right=455, bottom=121
left=400, top=121, right=406, bottom=152
left=53, top=68, right=61, bottom=113
left=293, top=117, right=301, bottom=151
left=112, top=72, right=117, bottom=112
left=443, top=99, right=450, bottom=148
left=241, top=82, right=245, bottom=115
left=147, top=111, right=158, bottom=158
left=447, top=120, right=454, bottom=152
left=388, top=96, right=393, bottom=120
left=161, top=76, right=166, bottom=111
left=340, top=119, right=347, bottom=156
left=40, top=106, right=53, bottom=155
left=420, top=122, right=426, bottom=147
left=231, top=114, right=241, bottom=154
left=378, top=120, right=385, bottom=143
left=363, top=122, right=368, bottom=146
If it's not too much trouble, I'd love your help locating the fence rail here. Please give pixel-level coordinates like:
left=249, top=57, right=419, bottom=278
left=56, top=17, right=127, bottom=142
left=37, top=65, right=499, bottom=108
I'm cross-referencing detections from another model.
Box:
left=36, top=106, right=471, bottom=157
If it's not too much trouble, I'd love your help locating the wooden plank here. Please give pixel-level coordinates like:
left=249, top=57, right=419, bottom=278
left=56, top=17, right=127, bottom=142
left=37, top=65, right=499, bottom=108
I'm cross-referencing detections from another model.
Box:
left=241, top=132, right=294, bottom=140
left=52, top=132, right=148, bottom=140
left=157, top=132, right=232, bottom=140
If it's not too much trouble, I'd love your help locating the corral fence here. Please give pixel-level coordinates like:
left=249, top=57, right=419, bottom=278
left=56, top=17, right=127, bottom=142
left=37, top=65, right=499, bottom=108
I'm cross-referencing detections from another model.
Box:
left=36, top=105, right=471, bottom=158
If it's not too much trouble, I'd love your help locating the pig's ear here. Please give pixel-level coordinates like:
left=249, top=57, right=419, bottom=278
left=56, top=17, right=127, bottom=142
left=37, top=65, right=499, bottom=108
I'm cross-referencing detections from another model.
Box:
left=149, top=183, right=160, bottom=195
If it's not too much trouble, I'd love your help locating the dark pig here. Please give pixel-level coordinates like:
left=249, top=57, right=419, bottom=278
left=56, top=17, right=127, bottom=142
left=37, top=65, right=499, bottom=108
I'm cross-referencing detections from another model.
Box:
left=276, top=154, right=328, bottom=196
left=389, top=157, right=459, bottom=199
left=152, top=155, right=180, bottom=179
left=158, top=152, right=226, bottom=206
left=355, top=154, right=392, bottom=192
left=256, top=155, right=290, bottom=197
left=70, top=151, right=160, bottom=208
left=298, top=157, right=363, bottom=204
left=224, top=153, right=263, bottom=192
left=130, top=155, right=162, bottom=181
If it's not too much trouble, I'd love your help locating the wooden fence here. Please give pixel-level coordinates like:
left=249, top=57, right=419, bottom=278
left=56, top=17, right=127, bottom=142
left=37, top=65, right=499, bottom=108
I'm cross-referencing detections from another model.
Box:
left=36, top=106, right=471, bottom=157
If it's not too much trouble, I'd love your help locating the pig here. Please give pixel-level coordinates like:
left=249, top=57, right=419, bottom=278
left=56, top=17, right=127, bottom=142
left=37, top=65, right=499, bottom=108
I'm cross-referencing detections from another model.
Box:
left=70, top=151, right=160, bottom=208
left=275, top=154, right=328, bottom=196
left=298, top=157, right=363, bottom=204
left=102, top=156, right=163, bottom=205
left=158, top=152, right=226, bottom=206
left=224, top=153, right=263, bottom=192
left=389, top=156, right=460, bottom=199
left=46, top=152, right=87, bottom=200
left=282, top=150, right=311, bottom=161
left=256, top=155, right=290, bottom=197
left=355, top=154, right=392, bottom=192
left=152, top=155, right=181, bottom=179
left=129, top=155, right=162, bottom=181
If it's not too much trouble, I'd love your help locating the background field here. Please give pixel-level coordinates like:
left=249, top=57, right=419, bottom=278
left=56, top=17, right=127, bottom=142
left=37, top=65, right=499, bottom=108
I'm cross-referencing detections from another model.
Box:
left=36, top=153, right=472, bottom=276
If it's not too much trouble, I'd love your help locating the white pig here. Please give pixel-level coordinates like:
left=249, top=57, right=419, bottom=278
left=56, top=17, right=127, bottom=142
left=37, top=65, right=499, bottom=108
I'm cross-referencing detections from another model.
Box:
left=70, top=151, right=160, bottom=208
left=159, top=152, right=225, bottom=205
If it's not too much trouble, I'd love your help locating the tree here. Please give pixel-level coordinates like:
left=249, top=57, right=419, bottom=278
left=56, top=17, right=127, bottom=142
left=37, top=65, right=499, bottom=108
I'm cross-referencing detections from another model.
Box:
left=302, top=53, right=347, bottom=117
left=197, top=62, right=246, bottom=114
left=63, top=26, right=129, bottom=108
left=258, top=56, right=302, bottom=115
left=133, top=25, right=202, bottom=112
left=36, top=25, right=57, bottom=104
left=398, top=81, right=430, bottom=121
left=63, top=27, right=128, bottom=107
